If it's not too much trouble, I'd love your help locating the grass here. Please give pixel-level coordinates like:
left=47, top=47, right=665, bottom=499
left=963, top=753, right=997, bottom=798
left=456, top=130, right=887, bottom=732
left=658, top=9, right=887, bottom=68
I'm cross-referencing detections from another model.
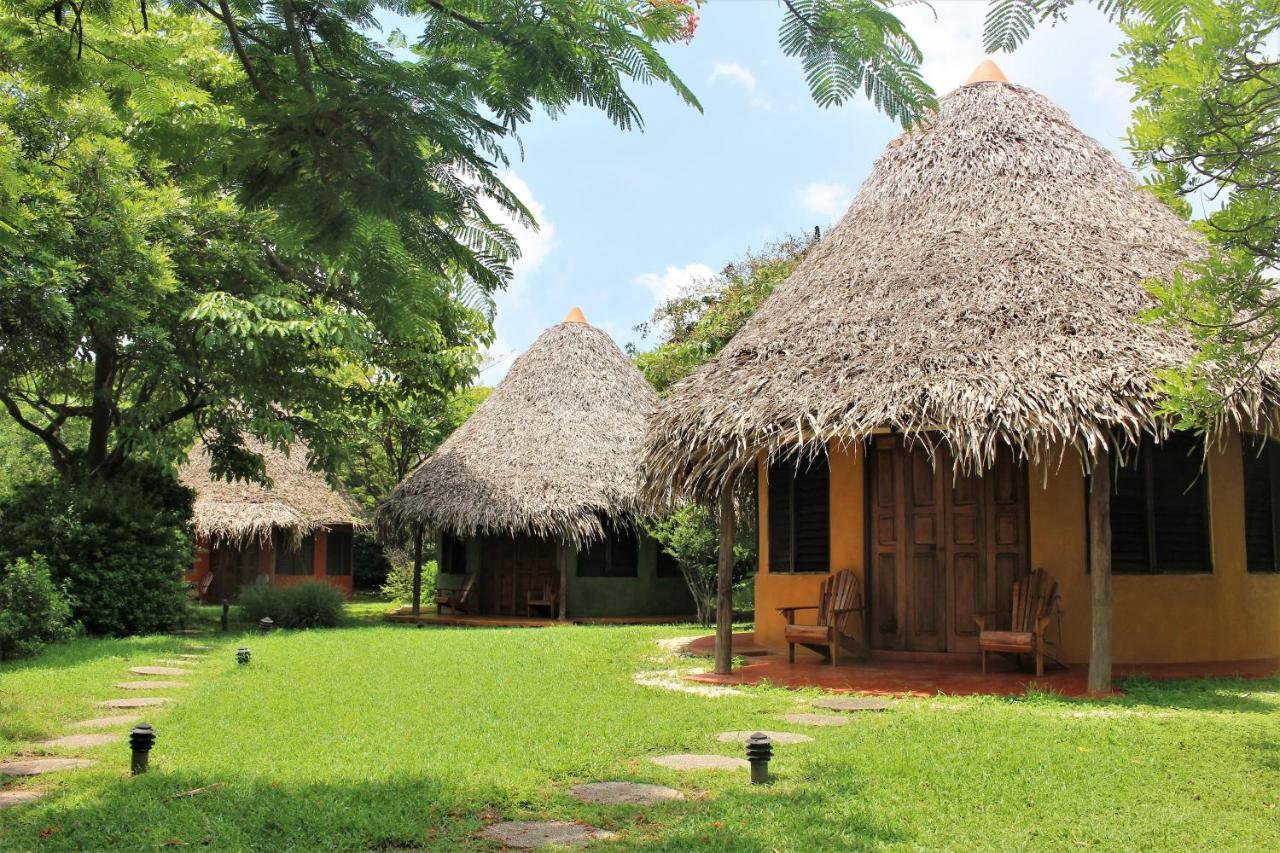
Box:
left=1, top=613, right=1278, bottom=850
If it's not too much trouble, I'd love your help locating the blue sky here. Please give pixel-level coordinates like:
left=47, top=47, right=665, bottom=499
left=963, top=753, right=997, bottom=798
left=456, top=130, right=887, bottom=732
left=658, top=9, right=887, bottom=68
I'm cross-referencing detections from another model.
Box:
left=380, top=2, right=1135, bottom=382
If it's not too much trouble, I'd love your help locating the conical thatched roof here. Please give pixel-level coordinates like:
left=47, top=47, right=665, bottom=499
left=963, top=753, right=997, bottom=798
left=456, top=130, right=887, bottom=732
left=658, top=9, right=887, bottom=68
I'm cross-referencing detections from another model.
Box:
left=643, top=63, right=1280, bottom=502
left=377, top=310, right=658, bottom=546
left=180, top=438, right=365, bottom=546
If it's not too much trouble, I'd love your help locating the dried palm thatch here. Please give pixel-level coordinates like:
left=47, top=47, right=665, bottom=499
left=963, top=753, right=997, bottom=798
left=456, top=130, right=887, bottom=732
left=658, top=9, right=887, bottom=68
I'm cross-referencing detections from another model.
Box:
left=643, top=68, right=1280, bottom=503
left=377, top=311, right=659, bottom=546
left=180, top=438, right=365, bottom=546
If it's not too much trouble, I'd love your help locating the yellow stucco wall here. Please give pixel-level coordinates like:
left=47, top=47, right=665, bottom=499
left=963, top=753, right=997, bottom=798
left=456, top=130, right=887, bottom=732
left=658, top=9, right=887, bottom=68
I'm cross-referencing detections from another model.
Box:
left=753, top=430, right=1280, bottom=664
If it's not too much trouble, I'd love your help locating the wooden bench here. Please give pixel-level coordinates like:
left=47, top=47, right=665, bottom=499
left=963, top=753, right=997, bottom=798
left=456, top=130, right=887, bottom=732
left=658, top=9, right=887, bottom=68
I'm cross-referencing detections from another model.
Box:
left=527, top=578, right=558, bottom=618
left=436, top=570, right=478, bottom=615
left=974, top=567, right=1063, bottom=677
left=777, top=569, right=865, bottom=665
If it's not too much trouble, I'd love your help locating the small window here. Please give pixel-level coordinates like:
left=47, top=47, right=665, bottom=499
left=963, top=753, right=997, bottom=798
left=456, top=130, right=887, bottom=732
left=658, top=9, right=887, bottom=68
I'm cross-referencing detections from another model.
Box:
left=767, top=454, right=830, bottom=573
left=577, top=524, right=639, bottom=578
left=325, top=528, right=352, bottom=576
left=1107, top=434, right=1211, bottom=574
left=274, top=533, right=315, bottom=576
left=440, top=532, right=468, bottom=575
left=655, top=546, right=683, bottom=579
left=1242, top=435, right=1280, bottom=573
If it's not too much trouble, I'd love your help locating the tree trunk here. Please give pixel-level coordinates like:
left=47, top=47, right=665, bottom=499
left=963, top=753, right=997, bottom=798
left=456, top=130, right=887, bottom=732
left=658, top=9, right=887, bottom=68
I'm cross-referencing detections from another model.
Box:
left=411, top=525, right=424, bottom=617
left=86, top=344, right=117, bottom=476
left=714, top=486, right=735, bottom=676
left=1088, top=452, right=1113, bottom=694
left=557, top=540, right=568, bottom=621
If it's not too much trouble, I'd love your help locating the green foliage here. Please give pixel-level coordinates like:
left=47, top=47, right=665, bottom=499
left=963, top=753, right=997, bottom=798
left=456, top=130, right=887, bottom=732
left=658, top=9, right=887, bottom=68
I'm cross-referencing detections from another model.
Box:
left=632, top=234, right=818, bottom=394
left=646, top=504, right=753, bottom=625
left=0, top=461, right=193, bottom=636
left=981, top=1, right=1140, bottom=53
left=352, top=528, right=393, bottom=592
left=238, top=581, right=346, bottom=628
left=777, top=0, right=935, bottom=123
left=0, top=554, right=74, bottom=660
left=381, top=558, right=439, bottom=605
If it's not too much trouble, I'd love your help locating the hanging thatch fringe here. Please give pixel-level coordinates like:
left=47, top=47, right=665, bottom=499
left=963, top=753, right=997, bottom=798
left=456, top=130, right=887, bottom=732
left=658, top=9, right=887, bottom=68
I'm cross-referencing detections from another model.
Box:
left=641, top=79, right=1280, bottom=504
left=376, top=318, right=658, bottom=547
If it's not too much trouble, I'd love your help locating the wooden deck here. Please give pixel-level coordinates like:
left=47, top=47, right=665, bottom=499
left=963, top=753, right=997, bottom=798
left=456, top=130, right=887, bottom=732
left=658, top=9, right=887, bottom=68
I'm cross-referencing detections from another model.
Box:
left=386, top=610, right=696, bottom=628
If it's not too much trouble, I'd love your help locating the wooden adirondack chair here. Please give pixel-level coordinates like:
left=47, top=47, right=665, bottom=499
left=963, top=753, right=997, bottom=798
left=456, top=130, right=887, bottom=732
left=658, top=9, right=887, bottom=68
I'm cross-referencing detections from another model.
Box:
left=777, top=569, right=866, bottom=665
left=435, top=570, right=478, bottom=615
left=527, top=578, right=557, bottom=618
left=974, top=567, right=1063, bottom=677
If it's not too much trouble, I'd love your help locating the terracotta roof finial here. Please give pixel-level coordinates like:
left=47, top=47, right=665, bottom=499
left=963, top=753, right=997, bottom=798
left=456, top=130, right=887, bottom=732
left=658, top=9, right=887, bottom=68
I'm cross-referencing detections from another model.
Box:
left=564, top=306, right=588, bottom=325
left=965, top=59, right=1009, bottom=86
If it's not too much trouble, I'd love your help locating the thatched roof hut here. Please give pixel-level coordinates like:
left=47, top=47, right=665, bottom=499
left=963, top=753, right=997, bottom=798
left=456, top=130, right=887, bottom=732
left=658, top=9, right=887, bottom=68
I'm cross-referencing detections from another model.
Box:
left=377, top=309, right=658, bottom=546
left=643, top=61, right=1280, bottom=502
left=180, top=438, right=364, bottom=546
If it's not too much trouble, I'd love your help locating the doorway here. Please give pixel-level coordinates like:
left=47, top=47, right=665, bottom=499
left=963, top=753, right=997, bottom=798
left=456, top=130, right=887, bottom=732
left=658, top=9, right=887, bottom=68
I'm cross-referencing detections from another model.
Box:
left=480, top=535, right=558, bottom=616
left=208, top=542, right=260, bottom=602
left=867, top=436, right=1030, bottom=653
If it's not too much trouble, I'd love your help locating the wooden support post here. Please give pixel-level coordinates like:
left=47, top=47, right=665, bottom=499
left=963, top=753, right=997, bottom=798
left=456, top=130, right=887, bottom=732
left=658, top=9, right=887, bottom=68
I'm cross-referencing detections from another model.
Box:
left=1088, top=452, right=1113, bottom=694
left=411, top=525, right=424, bottom=618
left=557, top=540, right=568, bottom=621
left=715, top=485, right=736, bottom=676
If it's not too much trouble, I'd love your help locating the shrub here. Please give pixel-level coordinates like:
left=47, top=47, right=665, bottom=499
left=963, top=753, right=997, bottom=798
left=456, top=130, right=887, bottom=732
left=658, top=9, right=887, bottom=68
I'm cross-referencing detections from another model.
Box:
left=381, top=557, right=438, bottom=605
left=0, top=461, right=193, bottom=636
left=646, top=504, right=753, bottom=626
left=0, top=554, right=75, bottom=660
left=239, top=581, right=345, bottom=629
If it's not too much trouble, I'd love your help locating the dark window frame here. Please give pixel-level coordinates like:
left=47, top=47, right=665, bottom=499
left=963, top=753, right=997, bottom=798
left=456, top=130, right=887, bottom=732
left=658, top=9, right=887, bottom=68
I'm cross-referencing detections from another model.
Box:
left=274, top=532, right=315, bottom=576
left=1087, top=435, right=1213, bottom=575
left=1242, top=434, right=1280, bottom=573
left=440, top=532, right=469, bottom=575
left=767, top=455, right=831, bottom=574
left=324, top=528, right=353, bottom=577
left=577, top=525, right=639, bottom=578
left=655, top=544, right=683, bottom=579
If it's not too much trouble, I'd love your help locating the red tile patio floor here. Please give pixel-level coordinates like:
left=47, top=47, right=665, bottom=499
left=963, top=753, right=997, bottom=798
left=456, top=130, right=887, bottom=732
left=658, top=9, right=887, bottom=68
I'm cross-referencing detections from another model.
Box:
left=684, top=634, right=1279, bottom=698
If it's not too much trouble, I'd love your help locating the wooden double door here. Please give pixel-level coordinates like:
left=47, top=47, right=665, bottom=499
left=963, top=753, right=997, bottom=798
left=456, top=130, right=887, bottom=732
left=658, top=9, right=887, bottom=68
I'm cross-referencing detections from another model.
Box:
left=867, top=436, right=1030, bottom=654
left=480, top=535, right=559, bottom=616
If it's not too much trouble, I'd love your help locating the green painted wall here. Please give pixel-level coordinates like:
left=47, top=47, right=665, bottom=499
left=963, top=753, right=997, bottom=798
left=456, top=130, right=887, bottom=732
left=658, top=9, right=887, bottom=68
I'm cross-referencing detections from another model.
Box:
left=434, top=532, right=694, bottom=619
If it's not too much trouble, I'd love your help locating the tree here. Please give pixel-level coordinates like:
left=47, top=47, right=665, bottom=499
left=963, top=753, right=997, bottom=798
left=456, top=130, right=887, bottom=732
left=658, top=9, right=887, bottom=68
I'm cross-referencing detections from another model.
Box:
left=646, top=503, right=752, bottom=625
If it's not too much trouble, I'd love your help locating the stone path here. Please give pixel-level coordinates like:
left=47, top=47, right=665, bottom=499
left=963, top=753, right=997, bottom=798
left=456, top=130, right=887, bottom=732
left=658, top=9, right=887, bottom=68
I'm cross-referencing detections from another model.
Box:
left=157, top=658, right=197, bottom=666
left=71, top=715, right=141, bottom=729
left=176, top=653, right=206, bottom=660
left=129, top=666, right=193, bottom=677
left=99, top=697, right=172, bottom=709
left=38, top=734, right=119, bottom=748
left=0, top=788, right=46, bottom=809
left=116, top=680, right=187, bottom=690
left=716, top=730, right=813, bottom=744
left=569, top=782, right=682, bottom=804
left=778, top=713, right=850, bottom=727
left=812, top=696, right=894, bottom=712
left=480, top=821, right=615, bottom=848
left=651, top=754, right=749, bottom=771
left=0, top=758, right=94, bottom=776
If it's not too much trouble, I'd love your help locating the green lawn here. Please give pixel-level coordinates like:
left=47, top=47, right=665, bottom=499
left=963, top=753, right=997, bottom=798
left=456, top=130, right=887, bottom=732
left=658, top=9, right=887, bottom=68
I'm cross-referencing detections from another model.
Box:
left=1, top=614, right=1278, bottom=850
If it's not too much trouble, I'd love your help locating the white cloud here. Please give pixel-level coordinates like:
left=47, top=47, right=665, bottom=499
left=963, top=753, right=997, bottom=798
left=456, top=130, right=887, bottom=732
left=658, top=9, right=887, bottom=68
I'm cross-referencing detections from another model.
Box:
left=709, top=61, right=773, bottom=111
left=797, top=181, right=852, bottom=222
left=633, top=263, right=716, bottom=307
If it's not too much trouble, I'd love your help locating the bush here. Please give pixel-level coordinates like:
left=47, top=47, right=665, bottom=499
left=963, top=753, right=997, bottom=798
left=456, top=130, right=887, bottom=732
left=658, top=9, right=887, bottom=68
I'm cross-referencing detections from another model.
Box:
left=0, top=554, right=75, bottom=660
left=239, top=581, right=345, bottom=629
left=646, top=504, right=753, bottom=626
left=381, top=557, right=438, bottom=605
left=0, top=461, right=193, bottom=636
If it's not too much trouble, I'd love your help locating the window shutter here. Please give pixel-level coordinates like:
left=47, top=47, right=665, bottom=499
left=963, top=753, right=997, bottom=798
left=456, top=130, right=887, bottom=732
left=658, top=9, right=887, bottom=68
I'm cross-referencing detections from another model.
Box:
left=1242, top=435, right=1278, bottom=573
left=325, top=528, right=353, bottom=576
left=577, top=538, right=608, bottom=577
left=1110, top=453, right=1151, bottom=572
left=792, top=459, right=830, bottom=571
left=767, top=462, right=793, bottom=572
left=609, top=528, right=638, bottom=577
left=1150, top=434, right=1210, bottom=573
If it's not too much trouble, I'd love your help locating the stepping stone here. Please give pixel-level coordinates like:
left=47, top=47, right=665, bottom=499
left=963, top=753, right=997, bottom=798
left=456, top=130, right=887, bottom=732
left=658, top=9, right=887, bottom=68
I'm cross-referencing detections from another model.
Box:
left=176, top=654, right=206, bottom=660
left=480, top=821, right=615, bottom=848
left=182, top=645, right=210, bottom=652
left=71, top=715, right=140, bottom=729
left=812, top=697, right=894, bottom=712
left=570, top=782, right=683, bottom=805
left=650, top=754, right=749, bottom=771
left=129, top=666, right=192, bottom=677
left=0, top=788, right=46, bottom=809
left=98, top=697, right=171, bottom=709
left=716, top=730, right=814, bottom=745
left=39, top=733, right=119, bottom=748
left=779, top=713, right=850, bottom=727
left=0, top=758, right=94, bottom=776
left=157, top=659, right=197, bottom=666
left=116, top=681, right=187, bottom=690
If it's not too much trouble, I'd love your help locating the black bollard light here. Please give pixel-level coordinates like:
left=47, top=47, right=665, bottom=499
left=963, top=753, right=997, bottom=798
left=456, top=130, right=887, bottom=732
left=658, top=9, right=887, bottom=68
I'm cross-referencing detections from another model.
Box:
left=746, top=732, right=772, bottom=785
left=259, top=616, right=274, bottom=634
left=236, top=647, right=251, bottom=665
left=221, top=600, right=230, bottom=632
left=130, top=723, right=156, bottom=775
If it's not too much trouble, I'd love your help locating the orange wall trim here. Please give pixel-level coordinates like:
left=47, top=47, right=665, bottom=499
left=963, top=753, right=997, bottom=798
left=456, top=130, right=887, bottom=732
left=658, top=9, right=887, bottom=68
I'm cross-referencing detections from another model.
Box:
left=753, top=431, right=1280, bottom=665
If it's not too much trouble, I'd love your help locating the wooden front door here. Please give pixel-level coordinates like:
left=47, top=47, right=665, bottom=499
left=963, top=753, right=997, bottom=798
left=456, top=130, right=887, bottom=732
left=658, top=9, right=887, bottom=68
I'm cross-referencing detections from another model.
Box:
left=868, top=436, right=1029, bottom=653
left=209, top=543, right=259, bottom=602
left=481, top=535, right=558, bottom=616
